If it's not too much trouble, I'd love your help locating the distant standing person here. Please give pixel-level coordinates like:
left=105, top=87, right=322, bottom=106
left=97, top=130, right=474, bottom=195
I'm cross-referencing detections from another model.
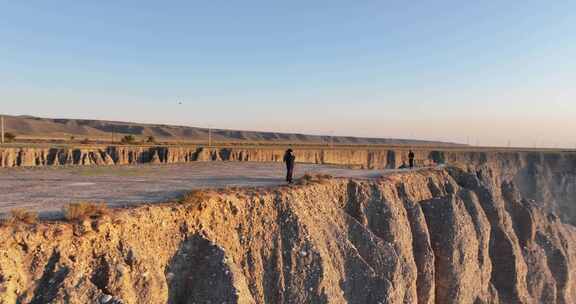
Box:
left=408, top=150, right=415, bottom=169
left=283, top=149, right=296, bottom=184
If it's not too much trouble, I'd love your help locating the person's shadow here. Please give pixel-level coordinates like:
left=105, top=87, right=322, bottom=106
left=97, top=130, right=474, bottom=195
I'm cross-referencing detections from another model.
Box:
left=165, top=234, right=238, bottom=304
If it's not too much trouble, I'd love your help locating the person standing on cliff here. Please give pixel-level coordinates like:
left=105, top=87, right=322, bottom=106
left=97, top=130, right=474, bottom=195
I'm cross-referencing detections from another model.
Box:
left=408, top=150, right=415, bottom=169
left=283, top=149, right=296, bottom=184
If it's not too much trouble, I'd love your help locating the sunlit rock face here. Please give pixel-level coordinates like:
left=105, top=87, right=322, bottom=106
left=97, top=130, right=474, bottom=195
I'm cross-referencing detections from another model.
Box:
left=1, top=167, right=575, bottom=304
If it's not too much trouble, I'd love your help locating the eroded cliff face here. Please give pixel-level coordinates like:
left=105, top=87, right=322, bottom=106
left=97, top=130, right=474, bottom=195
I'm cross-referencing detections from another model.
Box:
left=456, top=152, right=576, bottom=226
left=1, top=168, right=575, bottom=304
left=3, top=146, right=572, bottom=170
left=0, top=146, right=426, bottom=168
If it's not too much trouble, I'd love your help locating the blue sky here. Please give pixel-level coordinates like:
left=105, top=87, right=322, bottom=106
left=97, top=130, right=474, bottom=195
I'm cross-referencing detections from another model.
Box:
left=1, top=1, right=575, bottom=147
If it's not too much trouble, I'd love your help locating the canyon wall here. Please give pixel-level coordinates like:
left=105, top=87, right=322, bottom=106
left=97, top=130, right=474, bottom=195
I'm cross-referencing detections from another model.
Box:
left=0, top=145, right=437, bottom=169
left=1, top=168, right=575, bottom=304
left=0, top=146, right=574, bottom=173
left=0, top=145, right=553, bottom=169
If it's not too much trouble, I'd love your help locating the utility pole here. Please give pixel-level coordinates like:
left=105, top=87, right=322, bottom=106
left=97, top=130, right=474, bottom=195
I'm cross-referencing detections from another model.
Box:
left=329, top=130, right=334, bottom=149
left=1, top=115, right=4, bottom=144
left=208, top=127, right=212, bottom=147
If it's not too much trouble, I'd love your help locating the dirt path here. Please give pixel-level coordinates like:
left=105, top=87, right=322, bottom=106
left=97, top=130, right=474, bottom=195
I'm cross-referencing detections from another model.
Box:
left=0, top=162, right=420, bottom=218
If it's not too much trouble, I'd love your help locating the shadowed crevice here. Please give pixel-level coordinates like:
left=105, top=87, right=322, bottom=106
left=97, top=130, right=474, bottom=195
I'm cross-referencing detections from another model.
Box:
left=166, top=234, right=238, bottom=304
left=29, top=250, right=70, bottom=304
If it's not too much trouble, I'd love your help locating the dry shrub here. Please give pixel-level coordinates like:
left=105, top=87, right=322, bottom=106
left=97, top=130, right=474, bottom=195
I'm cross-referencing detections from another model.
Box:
left=64, top=202, right=110, bottom=222
left=179, top=189, right=217, bottom=206
left=295, top=173, right=334, bottom=185
left=3, top=208, right=38, bottom=225
left=298, top=173, right=313, bottom=182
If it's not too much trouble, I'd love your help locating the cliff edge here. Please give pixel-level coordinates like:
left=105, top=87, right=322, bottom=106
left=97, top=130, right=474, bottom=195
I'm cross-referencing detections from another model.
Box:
left=1, top=167, right=575, bottom=304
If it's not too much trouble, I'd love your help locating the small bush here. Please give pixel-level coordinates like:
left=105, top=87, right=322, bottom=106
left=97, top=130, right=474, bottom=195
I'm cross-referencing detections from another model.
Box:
left=179, top=190, right=216, bottom=206
left=4, top=132, right=16, bottom=142
left=297, top=173, right=314, bottom=184
left=121, top=135, right=136, bottom=144
left=295, top=173, right=334, bottom=185
left=5, top=208, right=38, bottom=225
left=64, top=202, right=110, bottom=221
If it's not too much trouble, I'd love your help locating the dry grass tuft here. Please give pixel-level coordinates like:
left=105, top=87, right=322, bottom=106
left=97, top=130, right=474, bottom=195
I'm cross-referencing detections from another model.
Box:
left=295, top=173, right=334, bottom=186
left=2, top=208, right=38, bottom=226
left=64, top=202, right=110, bottom=222
left=179, top=189, right=217, bottom=206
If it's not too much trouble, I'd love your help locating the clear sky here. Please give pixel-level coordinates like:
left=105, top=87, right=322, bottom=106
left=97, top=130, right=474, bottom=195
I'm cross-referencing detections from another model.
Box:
left=1, top=1, right=575, bottom=147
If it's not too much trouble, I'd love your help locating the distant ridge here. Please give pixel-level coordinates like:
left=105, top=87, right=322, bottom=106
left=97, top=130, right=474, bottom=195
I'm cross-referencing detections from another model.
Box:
left=1, top=114, right=461, bottom=146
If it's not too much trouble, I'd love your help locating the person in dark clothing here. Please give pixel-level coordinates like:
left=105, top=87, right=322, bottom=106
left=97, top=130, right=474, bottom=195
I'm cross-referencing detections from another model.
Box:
left=283, top=149, right=296, bottom=183
left=408, top=150, right=415, bottom=169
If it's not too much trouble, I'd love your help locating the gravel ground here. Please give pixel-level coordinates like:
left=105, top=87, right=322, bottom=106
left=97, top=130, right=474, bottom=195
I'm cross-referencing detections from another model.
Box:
left=0, top=162, right=399, bottom=218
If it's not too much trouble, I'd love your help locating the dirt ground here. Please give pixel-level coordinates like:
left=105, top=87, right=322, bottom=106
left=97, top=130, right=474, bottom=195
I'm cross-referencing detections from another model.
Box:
left=0, top=162, right=397, bottom=218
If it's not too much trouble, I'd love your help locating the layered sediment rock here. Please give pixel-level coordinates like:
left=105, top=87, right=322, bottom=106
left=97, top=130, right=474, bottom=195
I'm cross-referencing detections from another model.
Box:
left=0, top=146, right=416, bottom=168
left=1, top=168, right=575, bottom=303
left=4, top=146, right=571, bottom=169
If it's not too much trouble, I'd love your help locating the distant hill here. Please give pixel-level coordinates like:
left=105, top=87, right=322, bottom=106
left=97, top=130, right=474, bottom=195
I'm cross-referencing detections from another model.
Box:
left=0, top=114, right=461, bottom=146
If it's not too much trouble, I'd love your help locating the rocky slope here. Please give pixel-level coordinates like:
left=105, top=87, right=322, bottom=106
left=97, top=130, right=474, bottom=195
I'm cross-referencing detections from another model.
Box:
left=1, top=167, right=575, bottom=304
